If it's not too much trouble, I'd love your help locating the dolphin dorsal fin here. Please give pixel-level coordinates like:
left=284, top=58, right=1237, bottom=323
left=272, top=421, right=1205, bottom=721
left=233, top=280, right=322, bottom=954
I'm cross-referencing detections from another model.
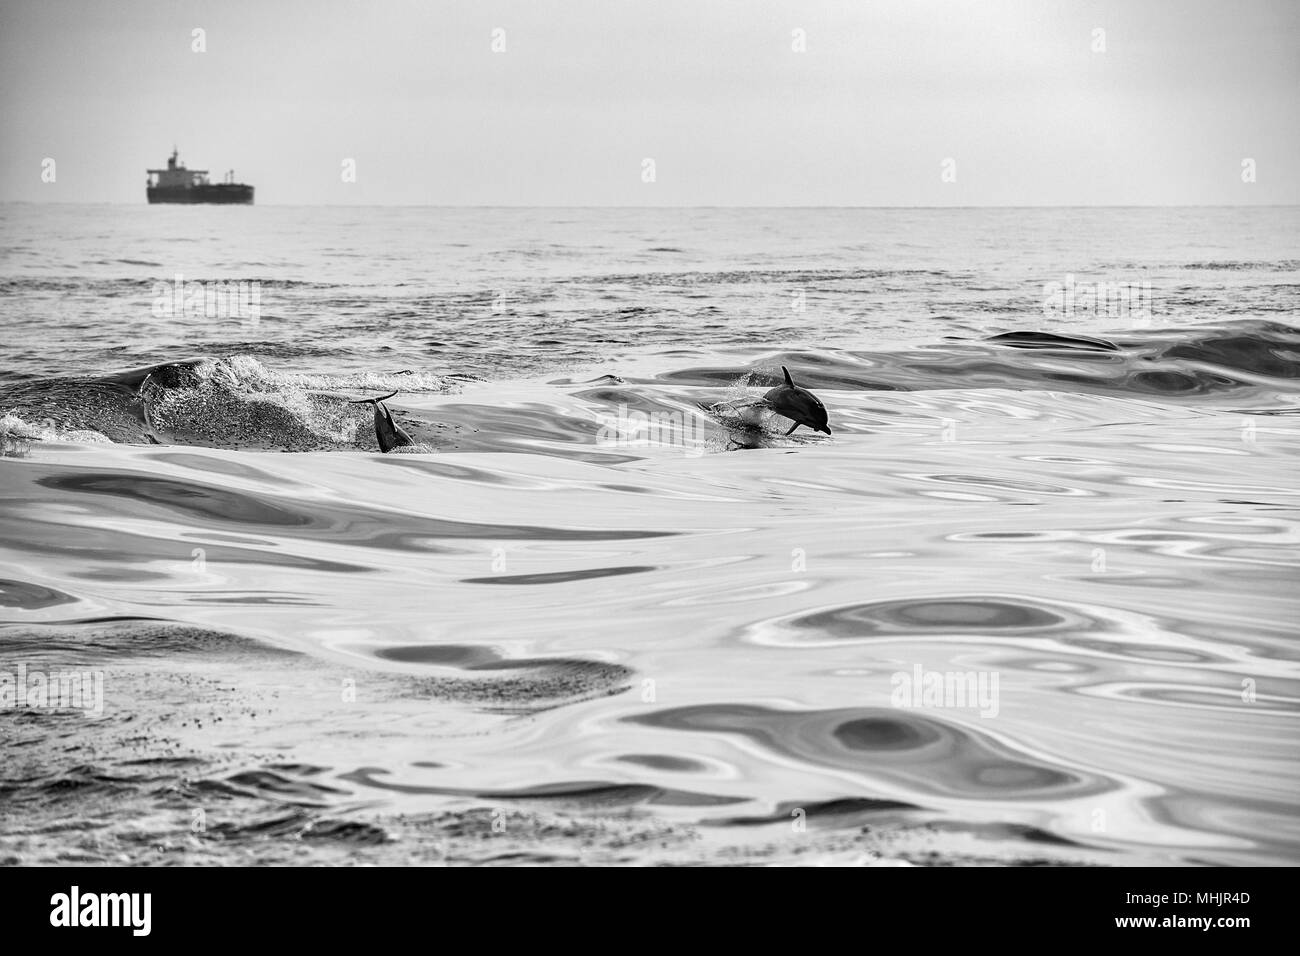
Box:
left=349, top=390, right=399, bottom=405
left=782, top=366, right=794, bottom=387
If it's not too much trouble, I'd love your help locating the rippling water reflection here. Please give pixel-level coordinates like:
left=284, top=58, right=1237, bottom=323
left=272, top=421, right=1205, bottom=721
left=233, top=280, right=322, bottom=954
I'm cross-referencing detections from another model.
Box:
left=3, top=202, right=1299, bottom=863
left=3, top=323, right=1298, bottom=864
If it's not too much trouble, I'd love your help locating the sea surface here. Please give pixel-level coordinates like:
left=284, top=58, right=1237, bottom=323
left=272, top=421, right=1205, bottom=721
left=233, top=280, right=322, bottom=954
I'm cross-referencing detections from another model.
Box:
left=1, top=204, right=1297, bottom=865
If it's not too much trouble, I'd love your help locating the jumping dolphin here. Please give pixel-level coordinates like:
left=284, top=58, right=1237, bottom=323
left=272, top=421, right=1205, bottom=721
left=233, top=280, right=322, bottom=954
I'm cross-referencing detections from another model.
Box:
left=762, top=366, right=831, bottom=436
left=349, top=391, right=415, bottom=452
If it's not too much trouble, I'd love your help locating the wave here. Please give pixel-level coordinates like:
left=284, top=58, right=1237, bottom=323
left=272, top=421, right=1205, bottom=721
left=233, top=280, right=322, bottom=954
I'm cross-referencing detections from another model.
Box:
left=666, top=320, right=1300, bottom=396
left=0, top=276, right=359, bottom=294
left=1181, top=259, right=1299, bottom=271
left=0, top=355, right=456, bottom=453
left=3, top=320, right=1294, bottom=455
left=590, top=266, right=955, bottom=287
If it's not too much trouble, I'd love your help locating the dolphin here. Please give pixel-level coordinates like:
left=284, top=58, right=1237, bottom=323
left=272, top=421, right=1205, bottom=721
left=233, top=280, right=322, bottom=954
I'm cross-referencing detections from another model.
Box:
left=762, top=366, right=831, bottom=436
left=349, top=390, right=415, bottom=452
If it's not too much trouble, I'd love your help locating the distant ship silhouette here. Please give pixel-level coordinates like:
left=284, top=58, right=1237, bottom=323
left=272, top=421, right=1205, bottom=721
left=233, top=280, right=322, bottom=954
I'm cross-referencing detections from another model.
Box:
left=146, top=148, right=253, bottom=204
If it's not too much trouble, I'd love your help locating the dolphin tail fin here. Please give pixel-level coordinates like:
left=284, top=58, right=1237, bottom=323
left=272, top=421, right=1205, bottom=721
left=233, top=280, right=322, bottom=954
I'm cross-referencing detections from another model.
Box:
left=782, top=366, right=794, bottom=387
left=349, top=390, right=399, bottom=405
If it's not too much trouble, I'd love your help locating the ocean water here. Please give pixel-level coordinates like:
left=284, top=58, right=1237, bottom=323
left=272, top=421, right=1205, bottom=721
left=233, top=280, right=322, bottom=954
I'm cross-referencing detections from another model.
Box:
left=1, top=204, right=1297, bottom=865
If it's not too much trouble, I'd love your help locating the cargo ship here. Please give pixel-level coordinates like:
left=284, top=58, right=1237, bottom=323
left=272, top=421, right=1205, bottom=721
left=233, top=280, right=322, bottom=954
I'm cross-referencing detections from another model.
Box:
left=146, top=149, right=254, bottom=204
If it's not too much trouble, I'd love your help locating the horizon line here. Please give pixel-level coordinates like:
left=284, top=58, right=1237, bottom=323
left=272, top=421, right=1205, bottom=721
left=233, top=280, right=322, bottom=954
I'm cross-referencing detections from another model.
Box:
left=4, top=201, right=1299, bottom=210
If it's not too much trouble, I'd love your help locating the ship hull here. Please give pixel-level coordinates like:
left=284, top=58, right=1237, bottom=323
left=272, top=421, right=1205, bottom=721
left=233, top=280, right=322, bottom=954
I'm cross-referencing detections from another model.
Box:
left=147, top=184, right=254, bottom=205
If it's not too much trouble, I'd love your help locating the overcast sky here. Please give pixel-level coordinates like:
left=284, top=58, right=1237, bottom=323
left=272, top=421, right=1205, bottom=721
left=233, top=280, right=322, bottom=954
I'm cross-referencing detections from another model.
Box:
left=1, top=0, right=1296, bottom=205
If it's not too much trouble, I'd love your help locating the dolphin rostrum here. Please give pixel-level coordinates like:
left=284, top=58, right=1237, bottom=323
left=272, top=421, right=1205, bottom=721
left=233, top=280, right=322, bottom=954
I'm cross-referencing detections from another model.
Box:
left=762, top=366, right=831, bottom=436
left=349, top=390, right=415, bottom=452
